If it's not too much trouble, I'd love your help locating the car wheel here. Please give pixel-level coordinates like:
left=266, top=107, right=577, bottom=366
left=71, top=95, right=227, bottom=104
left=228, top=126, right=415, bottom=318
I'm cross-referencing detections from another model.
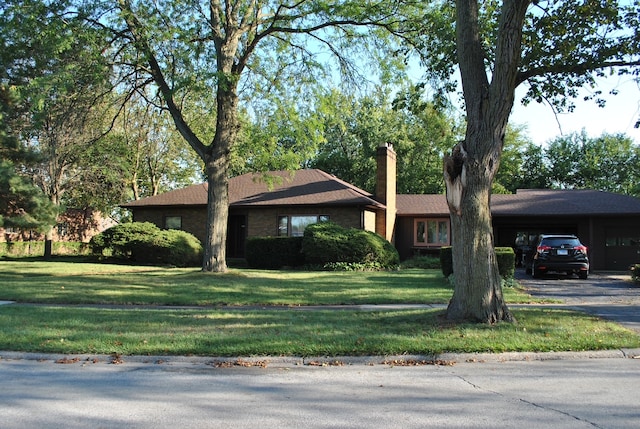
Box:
left=532, top=265, right=543, bottom=278
left=578, top=271, right=588, bottom=279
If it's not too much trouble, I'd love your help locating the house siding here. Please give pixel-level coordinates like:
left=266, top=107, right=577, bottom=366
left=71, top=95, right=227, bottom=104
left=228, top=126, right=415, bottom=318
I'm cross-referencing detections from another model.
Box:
left=132, top=207, right=208, bottom=244
left=363, top=210, right=377, bottom=233
left=244, top=206, right=365, bottom=237
left=131, top=205, right=367, bottom=244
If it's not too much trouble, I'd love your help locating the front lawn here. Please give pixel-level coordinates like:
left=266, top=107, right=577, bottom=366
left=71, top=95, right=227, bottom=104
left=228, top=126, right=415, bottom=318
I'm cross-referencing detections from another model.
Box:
left=0, top=260, right=532, bottom=305
left=1, top=260, right=638, bottom=357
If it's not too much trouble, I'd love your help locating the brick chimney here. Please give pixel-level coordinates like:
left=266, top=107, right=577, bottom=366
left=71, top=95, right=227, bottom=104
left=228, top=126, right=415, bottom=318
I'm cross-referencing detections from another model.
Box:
left=375, top=142, right=396, bottom=242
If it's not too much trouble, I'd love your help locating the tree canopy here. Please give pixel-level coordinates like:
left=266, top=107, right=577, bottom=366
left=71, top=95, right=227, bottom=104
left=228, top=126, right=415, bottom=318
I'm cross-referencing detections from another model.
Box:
left=396, top=0, right=640, bottom=322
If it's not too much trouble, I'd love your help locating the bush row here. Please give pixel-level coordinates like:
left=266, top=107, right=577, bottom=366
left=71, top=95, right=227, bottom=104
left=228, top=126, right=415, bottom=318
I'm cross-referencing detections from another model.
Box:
left=440, top=246, right=516, bottom=279
left=0, top=241, right=90, bottom=257
left=90, top=222, right=203, bottom=267
left=245, top=222, right=400, bottom=270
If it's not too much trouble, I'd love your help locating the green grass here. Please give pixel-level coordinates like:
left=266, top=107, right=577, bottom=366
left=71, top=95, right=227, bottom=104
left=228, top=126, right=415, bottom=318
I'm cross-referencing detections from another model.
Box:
left=0, top=260, right=531, bottom=305
left=1, top=260, right=638, bottom=357
left=1, top=306, right=637, bottom=356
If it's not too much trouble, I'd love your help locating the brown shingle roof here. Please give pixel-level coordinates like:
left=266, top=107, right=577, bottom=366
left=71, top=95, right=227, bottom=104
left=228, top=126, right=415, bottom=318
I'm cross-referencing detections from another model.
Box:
left=491, top=189, right=640, bottom=216
left=121, top=183, right=208, bottom=207
left=395, top=189, right=640, bottom=216
left=122, top=170, right=640, bottom=217
left=121, top=169, right=385, bottom=209
left=396, top=194, right=449, bottom=216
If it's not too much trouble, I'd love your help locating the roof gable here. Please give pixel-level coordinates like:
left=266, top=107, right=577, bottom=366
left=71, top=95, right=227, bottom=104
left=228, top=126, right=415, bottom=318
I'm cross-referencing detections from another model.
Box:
left=230, top=169, right=383, bottom=207
left=122, top=169, right=384, bottom=209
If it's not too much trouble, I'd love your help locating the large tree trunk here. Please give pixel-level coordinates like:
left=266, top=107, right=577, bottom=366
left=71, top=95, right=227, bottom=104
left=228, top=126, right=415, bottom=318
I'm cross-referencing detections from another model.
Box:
left=445, top=0, right=530, bottom=322
left=201, top=82, right=239, bottom=272
left=444, top=140, right=513, bottom=323
left=203, top=154, right=229, bottom=272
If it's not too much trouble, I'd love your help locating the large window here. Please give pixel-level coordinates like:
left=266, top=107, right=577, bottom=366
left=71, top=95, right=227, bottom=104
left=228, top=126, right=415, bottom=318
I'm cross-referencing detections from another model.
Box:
left=278, top=215, right=330, bottom=237
left=414, top=218, right=449, bottom=246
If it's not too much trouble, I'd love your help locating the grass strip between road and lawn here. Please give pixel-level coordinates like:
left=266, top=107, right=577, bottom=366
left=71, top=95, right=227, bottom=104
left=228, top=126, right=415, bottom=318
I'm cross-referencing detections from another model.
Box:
left=0, top=260, right=638, bottom=357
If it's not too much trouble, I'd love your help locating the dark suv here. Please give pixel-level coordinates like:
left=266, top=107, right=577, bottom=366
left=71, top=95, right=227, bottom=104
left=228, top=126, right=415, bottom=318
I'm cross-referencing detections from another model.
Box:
left=525, top=234, right=589, bottom=279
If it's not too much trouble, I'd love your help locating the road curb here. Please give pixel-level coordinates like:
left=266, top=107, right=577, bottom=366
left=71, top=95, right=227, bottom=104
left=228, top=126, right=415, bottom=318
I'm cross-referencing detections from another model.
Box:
left=2, top=349, right=639, bottom=368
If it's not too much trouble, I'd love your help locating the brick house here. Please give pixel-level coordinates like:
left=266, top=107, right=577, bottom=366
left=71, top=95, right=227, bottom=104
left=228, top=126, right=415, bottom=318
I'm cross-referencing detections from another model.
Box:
left=1, top=208, right=116, bottom=244
left=122, top=143, right=640, bottom=271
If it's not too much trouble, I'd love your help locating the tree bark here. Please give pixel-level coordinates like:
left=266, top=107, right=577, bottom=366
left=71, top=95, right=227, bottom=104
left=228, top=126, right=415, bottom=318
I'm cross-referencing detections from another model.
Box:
left=445, top=0, right=530, bottom=323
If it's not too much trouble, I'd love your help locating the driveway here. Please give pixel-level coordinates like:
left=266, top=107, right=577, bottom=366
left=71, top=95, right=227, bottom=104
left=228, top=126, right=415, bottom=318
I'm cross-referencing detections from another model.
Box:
left=516, top=268, right=640, bottom=332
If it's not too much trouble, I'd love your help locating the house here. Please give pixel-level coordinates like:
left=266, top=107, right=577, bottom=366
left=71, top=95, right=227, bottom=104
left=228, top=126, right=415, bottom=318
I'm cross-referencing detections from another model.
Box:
left=1, top=208, right=116, bottom=244
left=394, top=190, right=640, bottom=270
left=122, top=143, right=640, bottom=271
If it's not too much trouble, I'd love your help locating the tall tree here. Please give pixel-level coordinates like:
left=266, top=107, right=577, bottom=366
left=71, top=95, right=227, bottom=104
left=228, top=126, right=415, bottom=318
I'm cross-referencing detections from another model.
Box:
left=1, top=0, right=114, bottom=256
left=107, top=0, right=406, bottom=272
left=309, top=86, right=461, bottom=194
left=492, top=124, right=535, bottom=193
left=1, top=86, right=58, bottom=232
left=406, top=0, right=640, bottom=322
left=544, top=131, right=640, bottom=195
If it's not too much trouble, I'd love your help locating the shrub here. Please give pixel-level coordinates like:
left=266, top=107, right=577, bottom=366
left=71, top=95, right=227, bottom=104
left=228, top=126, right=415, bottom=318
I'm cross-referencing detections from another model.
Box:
left=302, top=222, right=399, bottom=269
left=440, top=247, right=453, bottom=277
left=161, top=229, right=203, bottom=267
left=90, top=222, right=160, bottom=258
left=90, top=222, right=202, bottom=267
left=440, top=246, right=515, bottom=279
left=245, top=236, right=304, bottom=269
left=0, top=241, right=90, bottom=257
left=400, top=255, right=441, bottom=269
left=495, top=247, right=516, bottom=279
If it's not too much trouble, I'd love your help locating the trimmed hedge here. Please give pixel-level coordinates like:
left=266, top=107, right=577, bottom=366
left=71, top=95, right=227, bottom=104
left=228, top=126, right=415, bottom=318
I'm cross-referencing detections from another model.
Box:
left=244, top=222, right=400, bottom=270
left=245, top=236, right=304, bottom=269
left=302, top=222, right=399, bottom=269
left=440, top=247, right=453, bottom=277
left=440, top=246, right=515, bottom=279
left=0, top=241, right=90, bottom=257
left=90, top=222, right=203, bottom=267
left=495, top=247, right=516, bottom=278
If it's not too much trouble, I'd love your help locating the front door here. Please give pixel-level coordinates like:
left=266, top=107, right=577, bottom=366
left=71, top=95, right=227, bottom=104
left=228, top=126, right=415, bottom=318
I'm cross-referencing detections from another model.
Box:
left=226, top=215, right=247, bottom=258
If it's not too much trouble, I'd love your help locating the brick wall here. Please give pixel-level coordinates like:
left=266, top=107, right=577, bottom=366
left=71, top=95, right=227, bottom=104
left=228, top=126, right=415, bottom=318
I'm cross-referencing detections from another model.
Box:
left=247, top=207, right=364, bottom=237
left=130, top=205, right=366, bottom=242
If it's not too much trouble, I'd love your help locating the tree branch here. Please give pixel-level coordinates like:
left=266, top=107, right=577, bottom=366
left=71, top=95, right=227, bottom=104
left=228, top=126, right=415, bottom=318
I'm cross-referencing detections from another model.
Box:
left=517, top=59, right=640, bottom=86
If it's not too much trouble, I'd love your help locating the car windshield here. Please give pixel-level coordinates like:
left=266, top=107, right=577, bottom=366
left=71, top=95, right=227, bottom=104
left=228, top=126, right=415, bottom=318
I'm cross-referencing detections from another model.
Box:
left=541, top=237, right=580, bottom=247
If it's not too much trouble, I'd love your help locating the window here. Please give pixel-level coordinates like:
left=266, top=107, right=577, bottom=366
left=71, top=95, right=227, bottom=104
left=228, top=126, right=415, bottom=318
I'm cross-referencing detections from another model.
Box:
left=414, top=219, right=449, bottom=246
left=164, top=216, right=182, bottom=230
left=277, top=215, right=330, bottom=237
left=606, top=235, right=640, bottom=247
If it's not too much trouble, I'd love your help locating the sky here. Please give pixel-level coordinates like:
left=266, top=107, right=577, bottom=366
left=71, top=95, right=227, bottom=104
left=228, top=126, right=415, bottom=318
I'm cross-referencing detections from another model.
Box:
left=508, top=77, right=640, bottom=146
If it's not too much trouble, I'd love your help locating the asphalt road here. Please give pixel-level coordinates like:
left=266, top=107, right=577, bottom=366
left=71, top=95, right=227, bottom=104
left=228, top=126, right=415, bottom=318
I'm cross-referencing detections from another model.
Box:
left=2, top=354, right=640, bottom=429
